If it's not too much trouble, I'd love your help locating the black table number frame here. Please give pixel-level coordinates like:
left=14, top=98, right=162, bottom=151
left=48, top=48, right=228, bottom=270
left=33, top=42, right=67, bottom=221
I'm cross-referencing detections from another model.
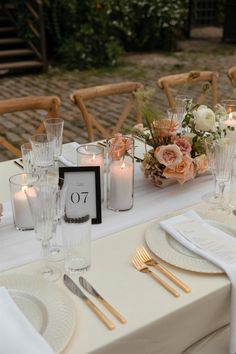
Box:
left=59, top=166, right=102, bottom=224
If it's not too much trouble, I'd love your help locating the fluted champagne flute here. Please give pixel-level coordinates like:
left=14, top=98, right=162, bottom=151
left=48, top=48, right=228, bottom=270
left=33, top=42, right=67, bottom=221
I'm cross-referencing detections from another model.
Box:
left=25, top=181, right=61, bottom=281
left=214, top=139, right=236, bottom=211
left=202, top=139, right=219, bottom=205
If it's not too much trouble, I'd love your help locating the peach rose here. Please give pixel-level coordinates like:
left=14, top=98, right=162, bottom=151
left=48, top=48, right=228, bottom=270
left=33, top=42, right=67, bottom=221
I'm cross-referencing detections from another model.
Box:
left=194, top=154, right=208, bottom=174
left=108, top=133, right=132, bottom=160
left=163, top=155, right=195, bottom=184
left=154, top=144, right=183, bottom=167
left=153, top=119, right=179, bottom=137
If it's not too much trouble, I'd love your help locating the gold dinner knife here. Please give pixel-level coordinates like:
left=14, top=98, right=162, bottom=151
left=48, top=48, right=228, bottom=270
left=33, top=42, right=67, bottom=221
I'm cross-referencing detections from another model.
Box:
left=63, top=274, right=115, bottom=330
left=79, top=276, right=126, bottom=324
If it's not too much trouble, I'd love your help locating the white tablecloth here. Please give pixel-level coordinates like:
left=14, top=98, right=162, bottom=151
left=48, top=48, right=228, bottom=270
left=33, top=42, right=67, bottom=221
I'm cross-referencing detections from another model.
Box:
left=0, top=147, right=232, bottom=354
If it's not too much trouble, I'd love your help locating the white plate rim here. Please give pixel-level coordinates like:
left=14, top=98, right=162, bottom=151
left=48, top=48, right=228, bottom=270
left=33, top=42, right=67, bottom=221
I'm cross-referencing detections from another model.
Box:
left=144, top=218, right=236, bottom=274
left=0, top=274, right=76, bottom=353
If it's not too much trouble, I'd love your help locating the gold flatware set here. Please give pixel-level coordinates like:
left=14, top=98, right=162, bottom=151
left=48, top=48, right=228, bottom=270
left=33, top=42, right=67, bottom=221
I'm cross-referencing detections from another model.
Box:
left=64, top=246, right=190, bottom=330
left=132, top=246, right=191, bottom=297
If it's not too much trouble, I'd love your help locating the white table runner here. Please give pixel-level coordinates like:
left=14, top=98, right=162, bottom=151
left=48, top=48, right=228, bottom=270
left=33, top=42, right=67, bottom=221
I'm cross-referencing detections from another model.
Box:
left=0, top=162, right=213, bottom=272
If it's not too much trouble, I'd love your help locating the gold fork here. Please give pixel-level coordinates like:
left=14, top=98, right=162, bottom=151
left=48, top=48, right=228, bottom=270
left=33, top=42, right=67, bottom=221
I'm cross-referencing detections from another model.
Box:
left=136, top=246, right=191, bottom=293
left=132, top=254, right=180, bottom=298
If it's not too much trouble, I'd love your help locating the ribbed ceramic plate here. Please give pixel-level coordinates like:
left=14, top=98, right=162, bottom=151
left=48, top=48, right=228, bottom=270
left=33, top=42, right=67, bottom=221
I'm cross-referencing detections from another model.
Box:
left=0, top=274, right=76, bottom=353
left=145, top=219, right=236, bottom=273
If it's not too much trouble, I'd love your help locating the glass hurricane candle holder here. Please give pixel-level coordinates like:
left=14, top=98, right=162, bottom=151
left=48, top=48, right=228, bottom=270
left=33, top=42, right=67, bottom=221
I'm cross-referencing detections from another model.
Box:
left=9, top=173, right=39, bottom=231
left=221, top=100, right=236, bottom=127
left=107, top=135, right=134, bottom=212
left=77, top=144, right=104, bottom=201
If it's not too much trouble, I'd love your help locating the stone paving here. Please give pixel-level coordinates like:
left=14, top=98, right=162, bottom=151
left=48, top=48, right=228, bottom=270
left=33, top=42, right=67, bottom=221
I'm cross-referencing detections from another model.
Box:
left=0, top=32, right=236, bottom=161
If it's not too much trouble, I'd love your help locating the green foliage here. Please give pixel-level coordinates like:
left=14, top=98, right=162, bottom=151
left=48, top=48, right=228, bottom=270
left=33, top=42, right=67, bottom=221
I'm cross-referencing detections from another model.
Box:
left=11, top=0, right=188, bottom=69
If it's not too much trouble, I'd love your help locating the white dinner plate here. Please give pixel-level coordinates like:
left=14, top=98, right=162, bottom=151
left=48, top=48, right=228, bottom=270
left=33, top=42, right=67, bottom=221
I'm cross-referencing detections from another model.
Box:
left=0, top=274, right=76, bottom=353
left=145, top=218, right=236, bottom=273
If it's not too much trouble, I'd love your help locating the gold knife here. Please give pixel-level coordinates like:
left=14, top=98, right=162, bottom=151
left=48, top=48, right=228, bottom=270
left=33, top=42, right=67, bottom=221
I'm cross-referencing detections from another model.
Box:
left=79, top=276, right=126, bottom=324
left=63, top=274, right=115, bottom=330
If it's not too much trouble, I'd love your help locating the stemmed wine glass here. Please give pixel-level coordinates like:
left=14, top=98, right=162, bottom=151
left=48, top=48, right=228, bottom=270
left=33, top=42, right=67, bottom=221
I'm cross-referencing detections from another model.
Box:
left=49, top=177, right=68, bottom=261
left=25, top=181, right=61, bottom=281
left=214, top=139, right=236, bottom=211
left=202, top=139, right=219, bottom=205
left=44, top=118, right=64, bottom=162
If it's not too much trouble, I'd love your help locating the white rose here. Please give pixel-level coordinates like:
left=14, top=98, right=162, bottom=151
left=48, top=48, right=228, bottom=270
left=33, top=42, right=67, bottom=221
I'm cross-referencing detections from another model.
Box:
left=194, top=105, right=216, bottom=131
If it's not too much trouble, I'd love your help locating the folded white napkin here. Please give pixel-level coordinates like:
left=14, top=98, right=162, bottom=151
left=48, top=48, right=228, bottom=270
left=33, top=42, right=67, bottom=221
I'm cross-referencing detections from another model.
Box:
left=160, top=210, right=236, bottom=354
left=59, top=142, right=80, bottom=166
left=0, top=287, right=55, bottom=354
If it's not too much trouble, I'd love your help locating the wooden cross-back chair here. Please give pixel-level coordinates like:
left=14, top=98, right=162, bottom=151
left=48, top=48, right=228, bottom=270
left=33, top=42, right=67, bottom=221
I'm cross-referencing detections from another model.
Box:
left=157, top=71, right=218, bottom=111
left=70, top=81, right=144, bottom=142
left=227, top=66, right=236, bottom=87
left=0, top=95, right=61, bottom=157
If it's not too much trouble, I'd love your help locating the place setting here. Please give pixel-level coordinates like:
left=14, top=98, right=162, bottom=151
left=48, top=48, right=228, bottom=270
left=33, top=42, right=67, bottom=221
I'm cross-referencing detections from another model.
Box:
left=1, top=119, right=136, bottom=353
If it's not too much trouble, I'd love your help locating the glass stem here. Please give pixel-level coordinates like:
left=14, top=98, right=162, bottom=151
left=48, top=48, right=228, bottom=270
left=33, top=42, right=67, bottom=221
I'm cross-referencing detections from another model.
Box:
left=213, top=173, right=217, bottom=196
left=41, top=239, right=52, bottom=274
left=218, top=181, right=225, bottom=208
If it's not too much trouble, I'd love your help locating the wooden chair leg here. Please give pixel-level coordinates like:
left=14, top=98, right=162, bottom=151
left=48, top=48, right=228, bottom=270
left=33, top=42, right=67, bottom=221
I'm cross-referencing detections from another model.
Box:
left=0, top=138, right=21, bottom=157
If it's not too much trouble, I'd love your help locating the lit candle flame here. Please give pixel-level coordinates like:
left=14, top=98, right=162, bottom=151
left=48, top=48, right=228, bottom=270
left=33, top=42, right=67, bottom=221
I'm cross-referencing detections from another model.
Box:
left=121, top=161, right=126, bottom=168
left=92, top=153, right=96, bottom=160
left=22, top=186, right=28, bottom=192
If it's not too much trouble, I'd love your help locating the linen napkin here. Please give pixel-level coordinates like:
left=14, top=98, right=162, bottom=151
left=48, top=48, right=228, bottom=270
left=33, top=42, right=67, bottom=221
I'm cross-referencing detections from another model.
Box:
left=0, top=287, right=55, bottom=354
left=160, top=210, right=236, bottom=354
left=59, top=142, right=80, bottom=166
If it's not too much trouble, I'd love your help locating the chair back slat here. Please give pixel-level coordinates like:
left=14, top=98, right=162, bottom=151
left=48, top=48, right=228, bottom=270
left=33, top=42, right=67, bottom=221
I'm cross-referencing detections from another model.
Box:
left=157, top=71, right=218, bottom=111
left=70, top=81, right=144, bottom=142
left=0, top=95, right=61, bottom=157
left=228, top=66, right=236, bottom=87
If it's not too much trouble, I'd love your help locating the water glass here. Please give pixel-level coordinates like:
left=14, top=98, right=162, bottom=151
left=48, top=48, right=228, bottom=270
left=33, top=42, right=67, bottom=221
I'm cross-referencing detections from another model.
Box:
left=9, top=173, right=39, bottom=231
left=62, top=213, right=91, bottom=273
left=44, top=118, right=64, bottom=160
left=30, top=134, right=55, bottom=168
left=21, top=142, right=34, bottom=174
left=107, top=135, right=134, bottom=211
left=77, top=144, right=104, bottom=201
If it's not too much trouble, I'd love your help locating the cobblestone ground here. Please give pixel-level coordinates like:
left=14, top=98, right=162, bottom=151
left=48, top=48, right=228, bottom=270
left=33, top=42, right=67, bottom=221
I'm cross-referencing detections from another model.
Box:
left=0, top=33, right=236, bottom=161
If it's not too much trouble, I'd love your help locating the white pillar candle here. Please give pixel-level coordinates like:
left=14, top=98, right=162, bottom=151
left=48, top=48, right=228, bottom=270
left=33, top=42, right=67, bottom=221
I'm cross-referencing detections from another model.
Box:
left=80, top=153, right=104, bottom=200
left=109, top=160, right=133, bottom=210
left=13, top=186, right=34, bottom=229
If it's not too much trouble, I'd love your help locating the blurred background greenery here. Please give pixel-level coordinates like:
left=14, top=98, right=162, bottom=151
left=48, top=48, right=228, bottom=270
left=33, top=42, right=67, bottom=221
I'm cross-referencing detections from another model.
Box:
left=10, top=0, right=226, bottom=70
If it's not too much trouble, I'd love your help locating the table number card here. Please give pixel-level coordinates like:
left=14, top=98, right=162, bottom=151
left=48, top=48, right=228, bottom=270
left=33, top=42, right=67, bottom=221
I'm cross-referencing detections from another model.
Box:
left=59, top=166, right=102, bottom=224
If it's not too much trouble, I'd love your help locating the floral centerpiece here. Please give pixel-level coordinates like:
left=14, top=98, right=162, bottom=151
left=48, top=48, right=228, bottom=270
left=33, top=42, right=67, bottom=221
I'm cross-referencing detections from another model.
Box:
left=132, top=88, right=229, bottom=187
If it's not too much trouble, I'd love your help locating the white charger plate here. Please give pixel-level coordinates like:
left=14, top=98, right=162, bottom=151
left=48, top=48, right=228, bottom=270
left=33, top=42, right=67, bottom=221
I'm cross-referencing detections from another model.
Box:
left=0, top=274, right=76, bottom=353
left=145, top=219, right=236, bottom=273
